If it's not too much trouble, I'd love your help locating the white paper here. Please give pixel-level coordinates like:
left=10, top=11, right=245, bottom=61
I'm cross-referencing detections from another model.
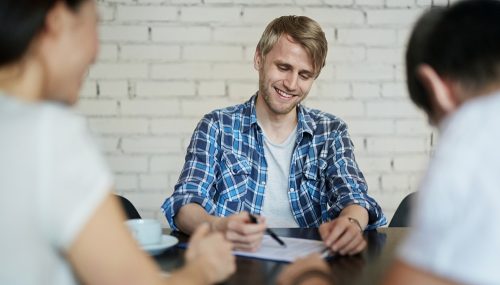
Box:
left=233, top=235, right=328, bottom=263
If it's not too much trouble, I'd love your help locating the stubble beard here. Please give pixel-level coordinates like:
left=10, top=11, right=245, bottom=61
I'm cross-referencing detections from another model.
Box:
left=259, top=79, right=304, bottom=116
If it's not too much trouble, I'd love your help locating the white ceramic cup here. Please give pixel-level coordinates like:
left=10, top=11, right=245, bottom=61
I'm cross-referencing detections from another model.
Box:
left=126, top=219, right=162, bottom=246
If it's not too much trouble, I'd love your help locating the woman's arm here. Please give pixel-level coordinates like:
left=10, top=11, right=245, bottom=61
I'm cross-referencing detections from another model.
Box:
left=67, top=193, right=235, bottom=285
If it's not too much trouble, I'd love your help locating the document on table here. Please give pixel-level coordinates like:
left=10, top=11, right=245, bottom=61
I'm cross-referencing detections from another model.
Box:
left=233, top=235, right=329, bottom=263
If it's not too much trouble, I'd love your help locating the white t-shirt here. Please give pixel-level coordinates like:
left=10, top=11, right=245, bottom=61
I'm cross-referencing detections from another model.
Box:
left=398, top=92, right=500, bottom=285
left=260, top=125, right=299, bottom=227
left=0, top=94, right=112, bottom=285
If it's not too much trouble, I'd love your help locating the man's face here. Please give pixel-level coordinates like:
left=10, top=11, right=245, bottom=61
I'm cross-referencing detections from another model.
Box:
left=254, top=35, right=316, bottom=116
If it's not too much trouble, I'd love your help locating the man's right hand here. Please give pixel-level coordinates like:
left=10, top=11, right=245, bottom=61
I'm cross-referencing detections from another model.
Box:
left=185, top=223, right=236, bottom=284
left=211, top=211, right=267, bottom=252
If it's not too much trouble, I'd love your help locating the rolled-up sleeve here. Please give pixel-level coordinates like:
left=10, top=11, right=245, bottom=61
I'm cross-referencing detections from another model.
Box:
left=326, top=128, right=387, bottom=229
left=161, top=114, right=220, bottom=230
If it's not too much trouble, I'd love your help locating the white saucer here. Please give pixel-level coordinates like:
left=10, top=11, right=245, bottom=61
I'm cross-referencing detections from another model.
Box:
left=142, top=235, right=179, bottom=256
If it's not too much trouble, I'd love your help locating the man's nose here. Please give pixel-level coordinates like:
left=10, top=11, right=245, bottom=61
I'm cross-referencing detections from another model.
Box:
left=283, top=73, right=298, bottom=91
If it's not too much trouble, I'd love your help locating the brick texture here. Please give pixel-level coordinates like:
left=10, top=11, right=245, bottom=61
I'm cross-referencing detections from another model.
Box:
left=80, top=0, right=449, bottom=223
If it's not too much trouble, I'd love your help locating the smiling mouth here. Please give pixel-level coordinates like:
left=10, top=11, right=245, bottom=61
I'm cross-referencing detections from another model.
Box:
left=274, top=87, right=295, bottom=99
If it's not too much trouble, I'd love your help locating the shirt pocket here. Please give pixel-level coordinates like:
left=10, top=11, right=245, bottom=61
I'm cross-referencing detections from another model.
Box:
left=300, top=159, right=327, bottom=204
left=216, top=152, right=251, bottom=213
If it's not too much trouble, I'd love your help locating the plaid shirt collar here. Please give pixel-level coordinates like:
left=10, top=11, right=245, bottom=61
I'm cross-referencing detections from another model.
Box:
left=245, top=93, right=316, bottom=140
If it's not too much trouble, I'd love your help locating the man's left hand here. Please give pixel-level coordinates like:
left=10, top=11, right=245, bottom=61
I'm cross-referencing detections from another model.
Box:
left=319, top=216, right=366, bottom=256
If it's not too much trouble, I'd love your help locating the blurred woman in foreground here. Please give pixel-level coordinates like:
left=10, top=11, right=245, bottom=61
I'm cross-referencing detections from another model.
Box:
left=0, top=0, right=235, bottom=284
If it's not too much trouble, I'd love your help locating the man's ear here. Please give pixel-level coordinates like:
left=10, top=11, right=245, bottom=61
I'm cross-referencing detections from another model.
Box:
left=417, top=64, right=458, bottom=114
left=254, top=49, right=262, bottom=71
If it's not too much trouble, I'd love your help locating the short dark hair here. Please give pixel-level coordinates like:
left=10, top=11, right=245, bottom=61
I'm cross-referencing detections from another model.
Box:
left=0, top=0, right=87, bottom=66
left=406, top=0, right=500, bottom=116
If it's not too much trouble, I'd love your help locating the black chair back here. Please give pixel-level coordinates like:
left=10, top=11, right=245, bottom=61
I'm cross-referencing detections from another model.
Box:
left=115, top=194, right=142, bottom=220
left=389, top=192, right=415, bottom=227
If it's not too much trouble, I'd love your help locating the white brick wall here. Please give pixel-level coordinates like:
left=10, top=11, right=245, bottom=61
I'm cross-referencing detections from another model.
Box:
left=80, top=0, right=450, bottom=225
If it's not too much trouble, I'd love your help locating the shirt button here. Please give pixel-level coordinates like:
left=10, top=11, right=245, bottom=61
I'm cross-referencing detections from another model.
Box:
left=290, top=188, right=295, bottom=192
left=261, top=181, right=266, bottom=185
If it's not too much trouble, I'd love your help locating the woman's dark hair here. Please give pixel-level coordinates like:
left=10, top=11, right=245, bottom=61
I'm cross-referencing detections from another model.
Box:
left=406, top=0, right=500, bottom=116
left=0, top=0, right=87, bottom=65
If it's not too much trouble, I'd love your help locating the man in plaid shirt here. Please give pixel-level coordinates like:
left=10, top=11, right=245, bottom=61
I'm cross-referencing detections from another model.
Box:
left=162, top=15, right=386, bottom=254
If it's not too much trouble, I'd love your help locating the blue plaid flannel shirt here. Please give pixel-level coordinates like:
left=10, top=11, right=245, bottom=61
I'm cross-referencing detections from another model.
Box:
left=162, top=95, right=386, bottom=230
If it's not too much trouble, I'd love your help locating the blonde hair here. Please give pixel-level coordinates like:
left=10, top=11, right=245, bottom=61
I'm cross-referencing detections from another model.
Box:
left=256, top=15, right=328, bottom=78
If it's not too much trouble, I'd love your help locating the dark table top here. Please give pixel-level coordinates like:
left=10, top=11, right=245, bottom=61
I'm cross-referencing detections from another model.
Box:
left=155, top=227, right=407, bottom=285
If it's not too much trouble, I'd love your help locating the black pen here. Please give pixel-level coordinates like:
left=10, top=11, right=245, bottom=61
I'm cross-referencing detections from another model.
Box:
left=320, top=247, right=332, bottom=259
left=320, top=246, right=339, bottom=259
left=249, top=213, right=287, bottom=248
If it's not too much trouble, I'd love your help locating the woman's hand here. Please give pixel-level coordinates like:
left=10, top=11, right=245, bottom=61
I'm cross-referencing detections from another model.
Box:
left=185, top=223, right=236, bottom=284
